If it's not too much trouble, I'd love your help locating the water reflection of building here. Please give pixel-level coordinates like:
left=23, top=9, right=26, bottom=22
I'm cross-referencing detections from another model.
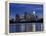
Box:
left=9, top=23, right=43, bottom=32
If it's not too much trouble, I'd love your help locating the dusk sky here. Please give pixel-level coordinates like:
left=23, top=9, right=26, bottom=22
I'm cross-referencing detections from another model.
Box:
left=9, top=3, right=43, bottom=19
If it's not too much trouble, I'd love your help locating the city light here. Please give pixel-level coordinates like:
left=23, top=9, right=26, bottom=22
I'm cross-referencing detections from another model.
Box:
left=33, top=11, right=35, bottom=15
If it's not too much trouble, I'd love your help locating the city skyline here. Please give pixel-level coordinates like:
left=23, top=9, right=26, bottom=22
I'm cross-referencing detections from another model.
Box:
left=9, top=3, right=43, bottom=19
left=9, top=3, right=43, bottom=33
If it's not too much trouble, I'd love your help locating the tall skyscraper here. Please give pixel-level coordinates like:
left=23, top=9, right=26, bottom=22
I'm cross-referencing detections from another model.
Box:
left=16, top=14, right=20, bottom=21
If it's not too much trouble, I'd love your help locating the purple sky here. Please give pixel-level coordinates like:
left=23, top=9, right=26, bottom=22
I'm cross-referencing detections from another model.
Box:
left=9, top=3, right=43, bottom=19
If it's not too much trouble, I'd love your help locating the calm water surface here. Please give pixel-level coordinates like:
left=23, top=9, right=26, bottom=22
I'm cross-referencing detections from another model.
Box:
left=9, top=23, right=43, bottom=33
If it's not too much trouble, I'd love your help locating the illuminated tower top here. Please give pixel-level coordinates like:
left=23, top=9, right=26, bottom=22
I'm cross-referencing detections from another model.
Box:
left=33, top=11, right=35, bottom=15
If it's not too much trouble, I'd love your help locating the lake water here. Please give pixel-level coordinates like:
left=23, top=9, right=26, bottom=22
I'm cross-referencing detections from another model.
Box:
left=9, top=23, right=44, bottom=33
